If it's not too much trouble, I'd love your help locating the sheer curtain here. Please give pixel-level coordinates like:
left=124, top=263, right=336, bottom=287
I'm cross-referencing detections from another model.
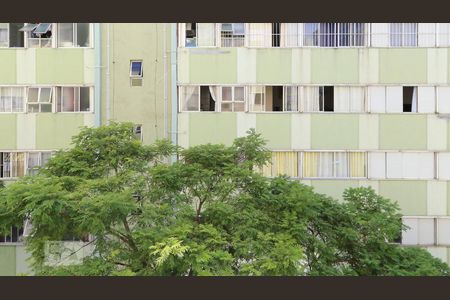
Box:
left=334, top=87, right=350, bottom=112
left=0, top=23, right=8, bottom=47
left=11, top=87, right=24, bottom=112
left=284, top=86, right=298, bottom=111
left=349, top=152, right=366, bottom=177
left=273, top=152, right=298, bottom=177
left=0, top=87, right=12, bottom=112
left=301, top=86, right=320, bottom=112
left=438, top=23, right=450, bottom=46
left=303, top=152, right=319, bottom=177
left=182, top=86, right=199, bottom=111
left=282, top=23, right=300, bottom=47
left=411, top=87, right=418, bottom=112
left=318, top=152, right=333, bottom=177
left=249, top=86, right=264, bottom=112
left=197, top=23, right=215, bottom=47
left=248, top=23, right=269, bottom=47
left=209, top=86, right=219, bottom=111
left=334, top=152, right=348, bottom=177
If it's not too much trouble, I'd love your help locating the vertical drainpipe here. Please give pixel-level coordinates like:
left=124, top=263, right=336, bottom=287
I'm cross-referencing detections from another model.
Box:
left=94, top=23, right=102, bottom=127
left=170, top=23, right=178, bottom=163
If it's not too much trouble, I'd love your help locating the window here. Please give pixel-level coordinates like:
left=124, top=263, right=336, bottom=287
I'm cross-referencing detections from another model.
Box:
left=302, top=152, right=367, bottom=178
left=401, top=217, right=450, bottom=246
left=390, top=23, right=417, bottom=47
left=284, top=86, right=299, bottom=112
left=130, top=61, right=143, bottom=77
left=334, top=86, right=365, bottom=112
left=185, top=23, right=197, bottom=47
left=221, top=86, right=245, bottom=112
left=0, top=23, right=25, bottom=47
left=438, top=23, right=450, bottom=47
left=57, top=23, right=91, bottom=47
left=0, top=87, right=25, bottom=112
left=437, top=153, right=450, bottom=180
left=133, top=125, right=143, bottom=141
left=437, top=87, right=450, bottom=113
left=0, top=152, right=25, bottom=178
left=304, top=23, right=366, bottom=47
left=27, top=87, right=53, bottom=112
left=179, top=86, right=218, bottom=112
left=248, top=86, right=265, bottom=112
left=299, top=86, right=334, bottom=112
left=56, top=87, right=91, bottom=112
left=22, top=23, right=52, bottom=48
left=27, top=152, right=52, bottom=176
left=282, top=23, right=301, bottom=47
left=0, top=226, right=23, bottom=243
left=369, top=152, right=435, bottom=179
left=221, top=23, right=245, bottom=47
left=260, top=152, right=299, bottom=178
left=264, top=86, right=283, bottom=111
left=402, top=86, right=418, bottom=112
left=369, top=86, right=424, bottom=113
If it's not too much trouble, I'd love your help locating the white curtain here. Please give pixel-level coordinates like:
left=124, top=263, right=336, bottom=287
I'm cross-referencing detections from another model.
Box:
left=350, top=87, right=365, bottom=112
left=11, top=87, right=24, bottom=112
left=390, top=23, right=402, bottom=46
left=334, top=152, right=348, bottom=177
left=0, top=87, right=11, bottom=112
left=249, top=86, right=264, bottom=112
left=248, top=23, right=269, bottom=47
left=182, top=86, right=199, bottom=111
left=301, top=86, right=320, bottom=112
left=411, top=87, right=418, bottom=112
left=282, top=23, right=300, bottom=47
left=438, top=23, right=450, bottom=46
left=284, top=86, right=298, bottom=111
left=318, top=152, right=333, bottom=177
left=209, top=86, right=219, bottom=111
left=0, top=23, right=8, bottom=47
left=334, top=87, right=350, bottom=112
left=197, top=23, right=215, bottom=47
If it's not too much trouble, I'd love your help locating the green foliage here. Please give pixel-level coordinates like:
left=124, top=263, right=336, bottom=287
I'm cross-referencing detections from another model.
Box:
left=1, top=124, right=448, bottom=276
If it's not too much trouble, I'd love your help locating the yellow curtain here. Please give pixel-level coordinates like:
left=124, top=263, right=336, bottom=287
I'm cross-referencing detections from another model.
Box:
left=273, top=152, right=298, bottom=177
left=303, top=152, right=319, bottom=178
left=11, top=152, right=25, bottom=178
left=349, top=152, right=366, bottom=177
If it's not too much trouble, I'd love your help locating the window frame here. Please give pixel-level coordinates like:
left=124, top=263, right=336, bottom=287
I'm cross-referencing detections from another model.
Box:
left=130, top=60, right=144, bottom=78
left=26, top=86, right=54, bottom=113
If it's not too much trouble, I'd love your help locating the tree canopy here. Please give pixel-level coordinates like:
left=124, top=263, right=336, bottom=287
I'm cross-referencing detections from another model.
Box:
left=0, top=122, right=448, bottom=276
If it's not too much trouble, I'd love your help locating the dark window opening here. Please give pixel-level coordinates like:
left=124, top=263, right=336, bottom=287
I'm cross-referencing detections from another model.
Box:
left=185, top=23, right=196, bottom=47
left=272, top=23, right=280, bottom=47
left=271, top=86, right=283, bottom=111
left=200, top=86, right=215, bottom=111
left=320, top=86, right=334, bottom=112
left=0, top=226, right=23, bottom=243
left=9, top=23, right=24, bottom=47
left=403, top=86, right=416, bottom=112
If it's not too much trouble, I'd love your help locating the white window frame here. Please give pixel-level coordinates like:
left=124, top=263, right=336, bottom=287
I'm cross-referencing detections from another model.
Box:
left=130, top=60, right=143, bottom=78
left=389, top=23, right=418, bottom=47
left=220, top=23, right=245, bottom=47
left=26, top=87, right=54, bottom=113
left=303, top=23, right=367, bottom=48
left=0, top=86, right=26, bottom=113
left=56, top=86, right=92, bottom=113
left=220, top=86, right=246, bottom=112
left=56, top=23, right=93, bottom=48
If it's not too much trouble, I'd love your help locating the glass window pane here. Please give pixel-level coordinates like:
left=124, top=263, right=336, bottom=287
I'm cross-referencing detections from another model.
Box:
left=130, top=61, right=143, bottom=76
left=9, top=23, right=24, bottom=47
left=40, top=104, right=52, bottom=113
left=33, top=23, right=52, bottom=34
left=233, top=23, right=245, bottom=35
left=62, top=87, right=75, bottom=111
left=234, top=87, right=244, bottom=101
left=0, top=23, right=8, bottom=47
left=222, top=87, right=232, bottom=101
left=76, top=23, right=90, bottom=47
left=28, top=88, right=39, bottom=102
left=80, top=87, right=90, bottom=111
left=58, top=23, right=74, bottom=47
left=40, top=88, right=52, bottom=103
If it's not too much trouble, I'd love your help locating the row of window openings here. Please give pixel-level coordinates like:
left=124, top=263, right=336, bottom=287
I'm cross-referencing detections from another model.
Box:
left=261, top=151, right=450, bottom=180
left=0, top=225, right=90, bottom=243
left=0, top=152, right=52, bottom=179
left=401, top=217, right=450, bottom=246
left=180, top=86, right=450, bottom=113
left=0, top=23, right=91, bottom=48
left=182, top=23, right=448, bottom=48
left=0, top=87, right=92, bottom=113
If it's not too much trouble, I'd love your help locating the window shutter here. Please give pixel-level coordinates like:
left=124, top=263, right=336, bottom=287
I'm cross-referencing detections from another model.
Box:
left=368, top=86, right=386, bottom=113
left=370, top=23, right=389, bottom=47
left=437, top=218, right=450, bottom=245
left=418, top=23, right=436, bottom=47
left=386, top=86, right=403, bottom=113
left=438, top=153, right=450, bottom=179
left=437, top=87, right=450, bottom=113
left=368, top=152, right=386, bottom=179
left=417, top=86, right=435, bottom=113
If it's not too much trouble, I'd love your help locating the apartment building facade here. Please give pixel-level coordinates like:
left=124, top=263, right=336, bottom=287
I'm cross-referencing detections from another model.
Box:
left=0, top=23, right=173, bottom=275
left=2, top=22, right=450, bottom=275
left=177, top=23, right=450, bottom=265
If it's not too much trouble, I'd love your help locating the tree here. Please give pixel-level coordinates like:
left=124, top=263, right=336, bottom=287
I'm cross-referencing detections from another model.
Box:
left=0, top=122, right=448, bottom=276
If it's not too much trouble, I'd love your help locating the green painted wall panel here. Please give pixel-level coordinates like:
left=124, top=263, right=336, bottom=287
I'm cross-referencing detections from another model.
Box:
left=189, top=113, right=237, bottom=146
left=189, top=48, right=237, bottom=84
left=35, top=114, right=85, bottom=149
left=256, top=49, right=292, bottom=83
left=0, top=115, right=17, bottom=149
left=0, top=50, right=17, bottom=84
left=310, top=114, right=359, bottom=149
left=255, top=114, right=291, bottom=149
left=0, top=246, right=16, bottom=276
left=311, top=180, right=359, bottom=201
left=379, top=115, right=427, bottom=150
left=379, top=180, right=427, bottom=215
left=379, top=49, right=427, bottom=84
left=310, top=49, right=359, bottom=84
left=35, top=49, right=84, bottom=84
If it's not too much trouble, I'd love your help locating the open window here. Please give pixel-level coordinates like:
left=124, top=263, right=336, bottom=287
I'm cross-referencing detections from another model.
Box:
left=272, top=23, right=281, bottom=47
left=220, top=23, right=245, bottom=47
left=402, top=86, right=418, bottom=112
left=300, top=86, right=334, bottom=112
left=0, top=226, right=24, bottom=243
left=264, top=86, right=283, bottom=111
left=185, top=23, right=197, bottom=47
left=57, top=23, right=91, bottom=47
left=180, top=86, right=217, bottom=112
left=27, top=87, right=53, bottom=113
left=56, top=87, right=91, bottom=112
left=133, top=125, right=143, bottom=141
left=0, top=23, right=25, bottom=47
left=21, top=23, right=52, bottom=48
